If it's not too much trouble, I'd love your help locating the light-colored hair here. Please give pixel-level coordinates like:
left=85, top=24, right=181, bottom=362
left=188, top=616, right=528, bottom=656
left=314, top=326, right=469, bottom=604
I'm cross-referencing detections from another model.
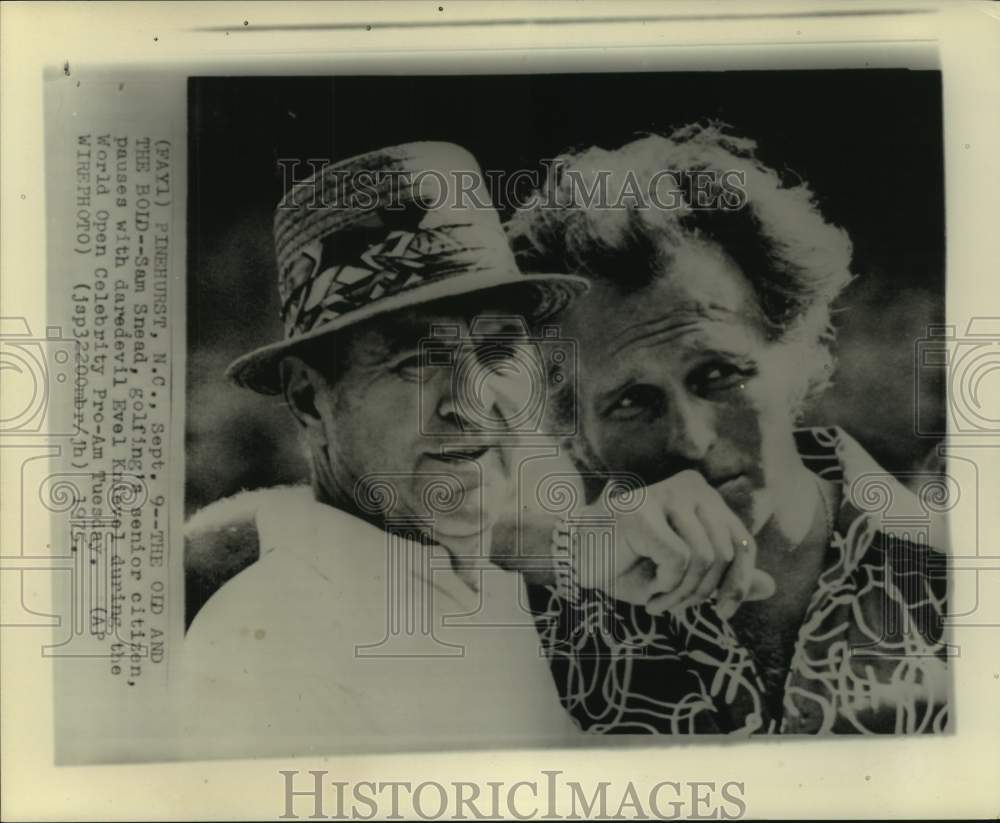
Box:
left=506, top=122, right=855, bottom=412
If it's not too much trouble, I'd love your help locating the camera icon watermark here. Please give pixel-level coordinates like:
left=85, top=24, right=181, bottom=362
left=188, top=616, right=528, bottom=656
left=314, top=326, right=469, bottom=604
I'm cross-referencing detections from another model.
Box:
left=0, top=317, right=80, bottom=437
left=417, top=315, right=577, bottom=441
left=846, top=467, right=956, bottom=660
left=350, top=470, right=485, bottom=658
left=915, top=318, right=1000, bottom=436
left=1, top=463, right=152, bottom=658
left=531, top=472, right=648, bottom=651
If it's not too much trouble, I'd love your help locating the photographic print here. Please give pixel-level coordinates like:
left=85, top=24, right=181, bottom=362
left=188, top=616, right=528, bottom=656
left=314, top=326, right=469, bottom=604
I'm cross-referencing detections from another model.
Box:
left=182, top=68, right=950, bottom=753
left=15, top=4, right=1000, bottom=819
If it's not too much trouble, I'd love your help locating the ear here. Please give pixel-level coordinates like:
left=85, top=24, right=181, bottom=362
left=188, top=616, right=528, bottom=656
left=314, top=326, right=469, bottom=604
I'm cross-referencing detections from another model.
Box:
left=280, top=356, right=329, bottom=437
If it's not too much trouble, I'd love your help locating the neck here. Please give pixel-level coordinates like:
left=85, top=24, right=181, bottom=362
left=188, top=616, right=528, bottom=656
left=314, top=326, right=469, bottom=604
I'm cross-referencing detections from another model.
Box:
left=756, top=463, right=832, bottom=558
left=448, top=546, right=485, bottom=593
left=313, top=472, right=387, bottom=533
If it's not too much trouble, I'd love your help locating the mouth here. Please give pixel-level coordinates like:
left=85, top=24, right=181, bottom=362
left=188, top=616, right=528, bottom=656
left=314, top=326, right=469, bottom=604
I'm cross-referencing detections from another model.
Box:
left=429, top=444, right=493, bottom=463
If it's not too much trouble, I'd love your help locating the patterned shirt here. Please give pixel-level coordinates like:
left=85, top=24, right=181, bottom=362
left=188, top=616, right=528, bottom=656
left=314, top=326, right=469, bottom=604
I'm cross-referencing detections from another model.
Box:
left=528, top=427, right=950, bottom=735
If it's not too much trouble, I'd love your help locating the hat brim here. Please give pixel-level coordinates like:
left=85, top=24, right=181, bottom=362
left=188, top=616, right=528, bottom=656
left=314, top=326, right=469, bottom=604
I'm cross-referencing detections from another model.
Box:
left=225, top=271, right=589, bottom=395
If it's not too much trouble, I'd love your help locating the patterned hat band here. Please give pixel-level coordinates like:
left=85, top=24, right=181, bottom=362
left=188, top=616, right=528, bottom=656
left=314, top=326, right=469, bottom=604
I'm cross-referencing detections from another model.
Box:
left=279, top=222, right=517, bottom=339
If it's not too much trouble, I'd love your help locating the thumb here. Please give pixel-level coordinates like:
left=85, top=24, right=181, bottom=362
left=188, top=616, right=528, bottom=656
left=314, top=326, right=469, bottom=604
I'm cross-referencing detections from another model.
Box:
left=746, top=569, right=776, bottom=602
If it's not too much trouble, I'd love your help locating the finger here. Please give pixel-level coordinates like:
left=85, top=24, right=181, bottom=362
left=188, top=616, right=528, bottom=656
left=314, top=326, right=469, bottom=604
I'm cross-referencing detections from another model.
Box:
left=614, top=521, right=690, bottom=605
left=645, top=589, right=676, bottom=617
left=612, top=555, right=661, bottom=605
left=627, top=523, right=690, bottom=603
left=622, top=470, right=708, bottom=600
left=747, top=569, right=776, bottom=602
left=715, top=520, right=759, bottom=619
left=673, top=501, right=737, bottom=609
left=697, top=498, right=737, bottom=567
left=576, top=526, right=667, bottom=602
left=646, top=509, right=713, bottom=614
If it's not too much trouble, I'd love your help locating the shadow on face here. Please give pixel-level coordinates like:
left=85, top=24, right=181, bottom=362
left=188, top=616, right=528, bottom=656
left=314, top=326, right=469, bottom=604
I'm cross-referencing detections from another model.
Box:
left=556, top=240, right=811, bottom=533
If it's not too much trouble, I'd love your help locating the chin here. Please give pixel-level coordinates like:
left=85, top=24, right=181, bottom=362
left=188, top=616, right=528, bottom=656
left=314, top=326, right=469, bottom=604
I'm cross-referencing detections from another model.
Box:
left=722, top=486, right=769, bottom=534
left=415, top=474, right=508, bottom=545
left=431, top=517, right=494, bottom=557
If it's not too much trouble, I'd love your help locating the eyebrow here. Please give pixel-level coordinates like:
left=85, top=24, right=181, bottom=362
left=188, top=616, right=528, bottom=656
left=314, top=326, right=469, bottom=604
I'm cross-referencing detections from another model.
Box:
left=349, top=313, right=513, bottom=368
left=349, top=319, right=428, bottom=367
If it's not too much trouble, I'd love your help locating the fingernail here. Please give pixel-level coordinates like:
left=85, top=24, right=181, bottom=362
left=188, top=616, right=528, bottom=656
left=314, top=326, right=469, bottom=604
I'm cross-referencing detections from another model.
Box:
left=717, top=599, right=736, bottom=620
left=646, top=599, right=674, bottom=617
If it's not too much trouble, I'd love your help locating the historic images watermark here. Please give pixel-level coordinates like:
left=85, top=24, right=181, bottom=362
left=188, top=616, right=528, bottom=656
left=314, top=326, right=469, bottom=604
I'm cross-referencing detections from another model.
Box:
left=278, top=770, right=748, bottom=821
left=276, top=161, right=749, bottom=214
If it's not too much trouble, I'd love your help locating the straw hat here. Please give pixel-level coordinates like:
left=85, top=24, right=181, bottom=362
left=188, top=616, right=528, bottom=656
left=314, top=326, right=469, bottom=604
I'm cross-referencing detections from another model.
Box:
left=226, top=141, right=587, bottom=394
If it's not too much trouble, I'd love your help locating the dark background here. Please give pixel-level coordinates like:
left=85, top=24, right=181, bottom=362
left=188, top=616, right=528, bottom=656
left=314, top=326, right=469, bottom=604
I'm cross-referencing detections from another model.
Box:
left=187, top=70, right=945, bottom=516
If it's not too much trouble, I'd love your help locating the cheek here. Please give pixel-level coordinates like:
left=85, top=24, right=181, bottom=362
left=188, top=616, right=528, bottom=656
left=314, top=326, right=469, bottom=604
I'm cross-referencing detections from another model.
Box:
left=581, top=413, right=672, bottom=484
left=737, top=372, right=799, bottom=476
left=574, top=396, right=634, bottom=477
left=714, top=397, right=764, bottom=463
left=329, top=384, right=421, bottom=474
left=369, top=392, right=420, bottom=458
left=592, top=423, right=645, bottom=475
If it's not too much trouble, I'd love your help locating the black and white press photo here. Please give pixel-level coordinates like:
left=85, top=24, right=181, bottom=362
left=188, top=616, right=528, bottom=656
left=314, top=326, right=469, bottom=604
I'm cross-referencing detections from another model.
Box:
left=13, top=2, right=1000, bottom=819
left=181, top=69, right=950, bottom=754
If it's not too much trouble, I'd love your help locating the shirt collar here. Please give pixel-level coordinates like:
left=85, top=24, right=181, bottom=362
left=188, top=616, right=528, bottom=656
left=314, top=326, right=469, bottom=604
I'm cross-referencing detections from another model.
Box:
left=797, top=426, right=948, bottom=561
left=253, top=486, right=482, bottom=612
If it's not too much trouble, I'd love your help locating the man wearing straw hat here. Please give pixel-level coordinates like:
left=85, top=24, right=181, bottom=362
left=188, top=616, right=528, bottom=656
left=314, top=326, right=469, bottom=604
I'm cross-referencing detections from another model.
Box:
left=179, top=142, right=594, bottom=751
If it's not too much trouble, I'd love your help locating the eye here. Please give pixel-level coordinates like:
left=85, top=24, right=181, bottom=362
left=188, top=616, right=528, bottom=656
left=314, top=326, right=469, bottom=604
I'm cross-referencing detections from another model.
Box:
left=392, top=354, right=423, bottom=381
left=476, top=341, right=518, bottom=364
left=392, top=350, right=442, bottom=382
left=605, top=384, right=664, bottom=421
left=475, top=341, right=536, bottom=383
left=687, top=360, right=755, bottom=396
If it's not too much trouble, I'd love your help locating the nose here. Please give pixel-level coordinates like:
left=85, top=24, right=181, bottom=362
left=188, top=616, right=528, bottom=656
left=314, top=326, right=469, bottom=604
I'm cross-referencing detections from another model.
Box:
left=658, top=394, right=716, bottom=467
left=437, top=373, right=488, bottom=433
left=432, top=343, right=501, bottom=433
left=437, top=346, right=538, bottom=434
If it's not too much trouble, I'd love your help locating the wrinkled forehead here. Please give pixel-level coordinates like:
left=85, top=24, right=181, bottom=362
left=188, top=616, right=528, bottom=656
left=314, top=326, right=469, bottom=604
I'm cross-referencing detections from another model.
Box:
left=576, top=255, right=759, bottom=330
left=560, top=247, right=763, bottom=367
